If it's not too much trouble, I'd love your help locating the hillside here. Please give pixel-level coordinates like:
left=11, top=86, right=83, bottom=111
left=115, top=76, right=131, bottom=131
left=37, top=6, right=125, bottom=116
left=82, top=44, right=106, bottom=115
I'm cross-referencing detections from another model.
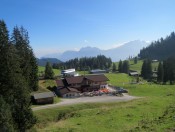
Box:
left=34, top=74, right=175, bottom=131
left=38, top=66, right=60, bottom=76
left=34, top=64, right=175, bottom=131
left=115, top=60, right=158, bottom=73
left=37, top=58, right=62, bottom=66
left=139, top=32, right=175, bottom=60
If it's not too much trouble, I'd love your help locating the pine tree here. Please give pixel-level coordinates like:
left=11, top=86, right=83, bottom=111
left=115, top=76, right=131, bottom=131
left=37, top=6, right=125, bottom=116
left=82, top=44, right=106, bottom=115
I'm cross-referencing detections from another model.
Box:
left=141, top=60, right=147, bottom=79
left=134, top=57, right=138, bottom=64
left=167, top=57, right=175, bottom=85
left=118, top=60, right=123, bottom=73
left=122, top=60, right=129, bottom=74
left=0, top=20, right=36, bottom=131
left=112, top=63, right=117, bottom=72
left=11, top=26, right=38, bottom=91
left=29, top=51, right=39, bottom=91
left=45, top=62, right=54, bottom=79
left=141, top=59, right=152, bottom=80
left=0, top=20, right=10, bottom=98
left=11, top=77, right=36, bottom=131
left=139, top=32, right=175, bottom=60
left=163, top=60, right=168, bottom=84
left=147, top=59, right=152, bottom=79
left=157, top=62, right=164, bottom=83
left=0, top=96, right=14, bottom=132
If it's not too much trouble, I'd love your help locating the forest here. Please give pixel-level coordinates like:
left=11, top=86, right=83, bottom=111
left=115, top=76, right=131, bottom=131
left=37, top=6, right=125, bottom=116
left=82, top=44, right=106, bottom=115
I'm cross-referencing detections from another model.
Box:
left=53, top=55, right=112, bottom=71
left=139, top=32, right=175, bottom=84
left=0, top=20, right=38, bottom=131
left=139, top=32, right=175, bottom=60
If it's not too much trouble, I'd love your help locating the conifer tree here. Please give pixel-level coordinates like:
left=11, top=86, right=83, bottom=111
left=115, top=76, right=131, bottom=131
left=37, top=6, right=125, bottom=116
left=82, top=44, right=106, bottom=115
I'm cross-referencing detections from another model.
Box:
left=118, top=60, right=123, bottom=73
left=0, top=20, right=10, bottom=98
left=0, top=20, right=36, bottom=131
left=141, top=60, right=147, bottom=79
left=167, top=57, right=175, bottom=85
left=0, top=96, right=14, bottom=132
left=141, top=59, right=152, bottom=79
left=157, top=62, right=164, bottom=83
left=45, top=62, right=54, bottom=79
left=29, top=51, right=39, bottom=91
left=112, top=63, right=117, bottom=72
left=122, top=60, right=129, bottom=74
left=147, top=59, right=152, bottom=79
left=163, top=60, right=168, bottom=84
left=139, top=32, right=175, bottom=60
left=11, top=26, right=38, bottom=91
left=134, top=57, right=138, bottom=64
left=11, top=77, right=36, bottom=131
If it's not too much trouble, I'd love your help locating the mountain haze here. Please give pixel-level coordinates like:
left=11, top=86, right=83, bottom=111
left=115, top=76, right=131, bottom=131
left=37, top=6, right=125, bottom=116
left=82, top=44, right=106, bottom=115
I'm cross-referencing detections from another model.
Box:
left=44, top=40, right=149, bottom=62
left=37, top=58, right=62, bottom=66
left=104, top=40, right=149, bottom=61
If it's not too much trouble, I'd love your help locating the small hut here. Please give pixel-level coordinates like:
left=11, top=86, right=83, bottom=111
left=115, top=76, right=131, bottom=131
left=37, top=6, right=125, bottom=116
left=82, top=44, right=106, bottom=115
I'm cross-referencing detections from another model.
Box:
left=31, top=92, right=55, bottom=104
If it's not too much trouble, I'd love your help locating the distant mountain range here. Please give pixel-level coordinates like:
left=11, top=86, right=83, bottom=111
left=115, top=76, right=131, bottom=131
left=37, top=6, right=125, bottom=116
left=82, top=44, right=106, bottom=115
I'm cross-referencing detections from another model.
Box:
left=37, top=58, right=62, bottom=66
left=42, top=40, right=149, bottom=62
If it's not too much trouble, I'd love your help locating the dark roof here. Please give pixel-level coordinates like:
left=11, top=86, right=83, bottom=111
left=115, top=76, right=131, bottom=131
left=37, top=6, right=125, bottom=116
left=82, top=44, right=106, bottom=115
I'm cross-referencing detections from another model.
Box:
left=58, top=87, right=80, bottom=95
left=67, top=87, right=80, bottom=93
left=56, top=79, right=65, bottom=87
left=33, top=92, right=55, bottom=99
left=56, top=74, right=109, bottom=86
left=58, top=87, right=70, bottom=95
left=66, top=76, right=84, bottom=84
left=85, top=74, right=109, bottom=82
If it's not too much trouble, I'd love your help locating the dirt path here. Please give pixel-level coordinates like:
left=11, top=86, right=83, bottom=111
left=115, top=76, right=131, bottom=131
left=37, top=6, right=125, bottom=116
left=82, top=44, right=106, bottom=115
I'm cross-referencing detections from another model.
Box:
left=32, top=94, right=139, bottom=111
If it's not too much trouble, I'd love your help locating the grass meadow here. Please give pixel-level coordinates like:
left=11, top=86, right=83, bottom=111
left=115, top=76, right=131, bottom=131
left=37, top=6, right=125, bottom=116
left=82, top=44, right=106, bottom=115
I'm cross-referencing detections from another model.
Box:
left=33, top=72, right=175, bottom=132
left=38, top=66, right=61, bottom=76
left=129, top=60, right=159, bottom=73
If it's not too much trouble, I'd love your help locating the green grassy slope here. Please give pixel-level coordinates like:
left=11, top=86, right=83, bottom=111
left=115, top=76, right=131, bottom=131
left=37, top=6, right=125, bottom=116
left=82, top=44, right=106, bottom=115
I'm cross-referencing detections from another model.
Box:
left=129, top=60, right=143, bottom=72
left=33, top=63, right=174, bottom=131
left=38, top=66, right=61, bottom=76
left=34, top=72, right=175, bottom=131
left=105, top=73, right=134, bottom=87
left=34, top=84, right=175, bottom=131
left=114, top=60, right=159, bottom=73
left=129, top=60, right=159, bottom=73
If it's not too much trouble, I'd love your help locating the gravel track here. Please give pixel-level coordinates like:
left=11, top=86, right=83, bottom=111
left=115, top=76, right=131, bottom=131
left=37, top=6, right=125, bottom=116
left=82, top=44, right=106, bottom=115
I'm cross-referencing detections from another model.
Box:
left=32, top=94, right=138, bottom=111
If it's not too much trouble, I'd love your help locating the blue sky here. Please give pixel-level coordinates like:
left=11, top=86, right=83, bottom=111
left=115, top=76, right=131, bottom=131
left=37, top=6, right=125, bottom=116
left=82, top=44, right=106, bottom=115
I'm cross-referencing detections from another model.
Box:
left=1, top=0, right=175, bottom=57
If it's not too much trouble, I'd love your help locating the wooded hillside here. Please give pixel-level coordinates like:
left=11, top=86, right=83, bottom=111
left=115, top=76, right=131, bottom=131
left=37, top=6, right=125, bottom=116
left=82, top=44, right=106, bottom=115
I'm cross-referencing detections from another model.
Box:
left=139, top=32, right=175, bottom=60
left=53, top=55, right=112, bottom=71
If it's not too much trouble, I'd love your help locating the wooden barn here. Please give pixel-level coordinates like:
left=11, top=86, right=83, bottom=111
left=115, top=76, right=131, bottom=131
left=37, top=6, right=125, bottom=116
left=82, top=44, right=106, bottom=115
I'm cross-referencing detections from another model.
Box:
left=55, top=74, right=109, bottom=95
left=56, top=87, right=80, bottom=98
left=31, top=92, right=55, bottom=104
